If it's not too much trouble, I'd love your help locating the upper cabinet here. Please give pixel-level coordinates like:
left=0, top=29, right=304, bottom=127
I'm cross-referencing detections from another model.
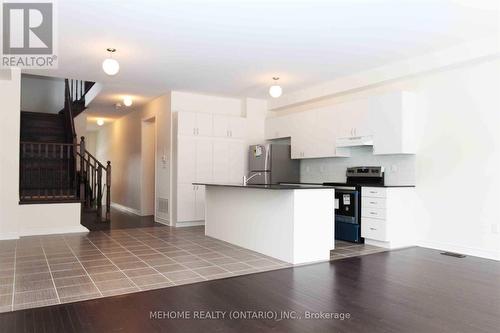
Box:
left=264, top=91, right=416, bottom=158
left=213, top=114, right=247, bottom=139
left=178, top=111, right=213, bottom=137
left=371, top=91, right=416, bottom=155
left=265, top=115, right=293, bottom=140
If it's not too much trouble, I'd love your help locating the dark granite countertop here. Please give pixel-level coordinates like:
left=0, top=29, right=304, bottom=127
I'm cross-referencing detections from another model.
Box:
left=321, top=182, right=415, bottom=188
left=193, top=183, right=337, bottom=190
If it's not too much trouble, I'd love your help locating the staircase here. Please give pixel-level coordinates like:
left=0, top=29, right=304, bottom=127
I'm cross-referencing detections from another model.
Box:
left=19, top=78, right=111, bottom=222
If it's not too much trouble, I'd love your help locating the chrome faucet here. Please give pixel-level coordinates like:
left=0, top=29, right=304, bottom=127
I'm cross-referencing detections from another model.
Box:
left=243, top=172, right=262, bottom=186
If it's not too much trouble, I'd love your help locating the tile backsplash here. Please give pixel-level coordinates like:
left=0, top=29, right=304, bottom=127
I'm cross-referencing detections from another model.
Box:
left=300, top=146, right=416, bottom=185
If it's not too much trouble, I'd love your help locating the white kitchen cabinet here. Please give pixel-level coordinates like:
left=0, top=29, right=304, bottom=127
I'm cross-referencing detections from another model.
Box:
left=177, top=136, right=213, bottom=183
left=371, top=91, right=416, bottom=155
left=213, top=114, right=247, bottom=139
left=290, top=111, right=316, bottom=159
left=177, top=136, right=196, bottom=183
left=265, top=115, right=293, bottom=140
left=177, top=111, right=213, bottom=137
left=361, top=186, right=416, bottom=249
left=177, top=111, right=197, bottom=136
left=264, top=90, right=416, bottom=157
left=229, top=117, right=247, bottom=139
left=195, top=138, right=213, bottom=182
left=194, top=185, right=205, bottom=220
left=177, top=184, right=206, bottom=222
left=177, top=184, right=197, bottom=222
left=176, top=111, right=247, bottom=224
left=212, top=139, right=246, bottom=183
left=212, top=139, right=230, bottom=182
left=290, top=109, right=350, bottom=159
left=334, top=97, right=374, bottom=139
left=228, top=140, right=246, bottom=183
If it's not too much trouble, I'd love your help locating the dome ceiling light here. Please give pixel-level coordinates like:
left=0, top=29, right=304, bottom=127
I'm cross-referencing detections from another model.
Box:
left=123, top=95, right=133, bottom=107
left=102, top=48, right=120, bottom=76
left=269, top=77, right=282, bottom=98
left=97, top=118, right=105, bottom=126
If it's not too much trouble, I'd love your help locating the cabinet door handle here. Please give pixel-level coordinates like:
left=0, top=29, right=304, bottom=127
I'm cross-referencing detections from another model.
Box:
left=370, top=202, right=377, bottom=204
left=369, top=191, right=377, bottom=194
left=370, top=212, right=377, bottom=215
left=370, top=227, right=377, bottom=230
left=230, top=130, right=233, bottom=137
left=193, top=128, right=196, bottom=135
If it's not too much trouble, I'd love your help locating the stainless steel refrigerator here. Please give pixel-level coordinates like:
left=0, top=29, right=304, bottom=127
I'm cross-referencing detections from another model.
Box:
left=247, top=144, right=300, bottom=185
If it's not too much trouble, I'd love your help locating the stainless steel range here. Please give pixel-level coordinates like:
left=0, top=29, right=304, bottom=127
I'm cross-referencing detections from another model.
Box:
left=324, top=166, right=385, bottom=243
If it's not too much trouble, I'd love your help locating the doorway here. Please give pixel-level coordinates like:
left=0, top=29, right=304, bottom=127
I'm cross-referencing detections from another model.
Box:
left=141, top=117, right=156, bottom=216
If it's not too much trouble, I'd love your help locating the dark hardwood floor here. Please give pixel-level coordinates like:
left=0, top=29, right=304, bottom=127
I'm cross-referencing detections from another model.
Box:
left=0, top=247, right=498, bottom=333
left=81, top=207, right=164, bottom=231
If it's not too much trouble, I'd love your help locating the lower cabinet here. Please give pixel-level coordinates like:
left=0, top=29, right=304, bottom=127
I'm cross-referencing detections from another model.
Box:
left=361, top=187, right=416, bottom=248
left=177, top=137, right=246, bottom=224
left=177, top=184, right=205, bottom=223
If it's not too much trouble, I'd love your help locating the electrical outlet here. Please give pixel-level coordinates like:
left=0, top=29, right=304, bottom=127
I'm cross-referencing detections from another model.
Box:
left=492, top=224, right=499, bottom=234
left=320, top=165, right=325, bottom=173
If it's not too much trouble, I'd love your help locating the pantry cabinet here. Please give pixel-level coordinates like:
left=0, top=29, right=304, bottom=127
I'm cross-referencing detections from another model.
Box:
left=176, top=111, right=247, bottom=224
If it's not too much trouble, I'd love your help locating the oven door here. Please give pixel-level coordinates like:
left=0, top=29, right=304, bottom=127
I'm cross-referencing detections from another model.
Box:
left=335, top=189, right=361, bottom=243
left=335, top=190, right=358, bottom=224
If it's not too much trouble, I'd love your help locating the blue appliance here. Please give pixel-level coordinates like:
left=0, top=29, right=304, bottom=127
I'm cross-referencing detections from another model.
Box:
left=324, top=166, right=385, bottom=243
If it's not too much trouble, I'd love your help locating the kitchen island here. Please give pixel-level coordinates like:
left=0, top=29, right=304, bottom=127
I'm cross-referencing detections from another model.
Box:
left=194, top=183, right=335, bottom=264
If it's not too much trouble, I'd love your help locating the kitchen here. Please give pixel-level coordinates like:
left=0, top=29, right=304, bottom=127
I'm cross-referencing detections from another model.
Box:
left=176, top=90, right=418, bottom=265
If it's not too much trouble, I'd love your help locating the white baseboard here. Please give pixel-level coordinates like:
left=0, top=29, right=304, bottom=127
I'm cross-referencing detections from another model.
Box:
left=19, top=225, right=89, bottom=237
left=176, top=220, right=205, bottom=228
left=0, top=232, right=20, bottom=240
left=111, top=202, right=141, bottom=216
left=155, top=216, right=171, bottom=226
left=416, top=240, right=500, bottom=261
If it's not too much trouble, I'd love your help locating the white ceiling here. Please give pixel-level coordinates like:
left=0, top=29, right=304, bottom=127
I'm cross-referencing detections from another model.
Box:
left=25, top=0, right=499, bottom=117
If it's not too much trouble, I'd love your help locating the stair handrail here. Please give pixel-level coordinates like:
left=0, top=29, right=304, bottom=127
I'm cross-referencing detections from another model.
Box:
left=77, top=136, right=111, bottom=221
left=63, top=79, right=77, bottom=145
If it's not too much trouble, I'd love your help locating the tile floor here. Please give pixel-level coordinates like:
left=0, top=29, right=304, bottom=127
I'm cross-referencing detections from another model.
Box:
left=0, top=226, right=291, bottom=313
left=330, top=240, right=388, bottom=260
left=0, top=226, right=388, bottom=313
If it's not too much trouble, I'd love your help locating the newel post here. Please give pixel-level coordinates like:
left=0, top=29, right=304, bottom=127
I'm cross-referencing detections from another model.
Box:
left=106, top=161, right=111, bottom=221
left=79, top=136, right=86, bottom=202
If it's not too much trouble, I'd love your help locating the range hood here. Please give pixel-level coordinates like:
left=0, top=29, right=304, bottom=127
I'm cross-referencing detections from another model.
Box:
left=336, top=135, right=374, bottom=148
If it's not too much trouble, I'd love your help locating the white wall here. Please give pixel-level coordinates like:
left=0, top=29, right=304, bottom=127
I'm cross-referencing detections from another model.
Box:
left=0, top=69, right=85, bottom=239
left=95, top=93, right=172, bottom=223
left=21, top=74, right=64, bottom=113
left=0, top=69, right=22, bottom=239
left=141, top=119, right=156, bottom=216
left=278, top=58, right=500, bottom=260
left=85, top=131, right=98, bottom=156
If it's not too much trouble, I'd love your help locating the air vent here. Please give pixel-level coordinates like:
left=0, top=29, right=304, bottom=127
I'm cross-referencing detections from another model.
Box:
left=440, top=252, right=466, bottom=258
left=158, top=198, right=168, bottom=214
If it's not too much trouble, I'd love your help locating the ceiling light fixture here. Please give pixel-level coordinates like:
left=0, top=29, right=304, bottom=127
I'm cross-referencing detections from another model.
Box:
left=123, top=96, right=133, bottom=107
left=102, top=48, right=120, bottom=76
left=269, top=77, right=282, bottom=98
left=97, top=118, right=105, bottom=126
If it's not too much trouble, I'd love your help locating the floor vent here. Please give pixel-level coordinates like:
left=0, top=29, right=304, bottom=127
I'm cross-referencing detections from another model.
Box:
left=158, top=198, right=169, bottom=214
left=440, top=252, right=466, bottom=258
